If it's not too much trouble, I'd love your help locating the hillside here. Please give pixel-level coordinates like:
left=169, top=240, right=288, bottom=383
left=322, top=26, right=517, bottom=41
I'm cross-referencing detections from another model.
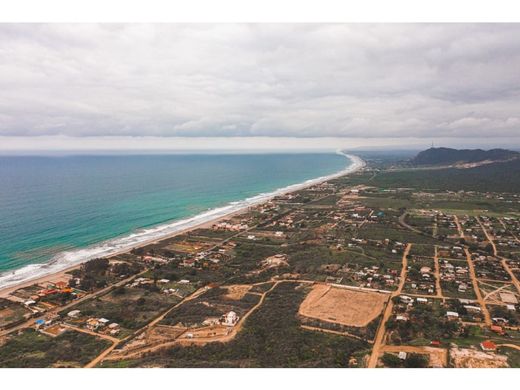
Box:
left=371, top=158, right=520, bottom=193
left=411, top=147, right=519, bottom=166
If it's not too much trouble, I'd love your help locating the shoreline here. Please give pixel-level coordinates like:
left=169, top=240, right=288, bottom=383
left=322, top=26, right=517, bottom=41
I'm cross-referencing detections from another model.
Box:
left=0, top=153, right=365, bottom=297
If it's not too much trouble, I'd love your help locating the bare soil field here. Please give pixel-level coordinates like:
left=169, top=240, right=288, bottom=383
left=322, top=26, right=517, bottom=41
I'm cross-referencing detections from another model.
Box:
left=450, top=347, right=509, bottom=368
left=223, top=285, right=251, bottom=300
left=299, top=284, right=388, bottom=327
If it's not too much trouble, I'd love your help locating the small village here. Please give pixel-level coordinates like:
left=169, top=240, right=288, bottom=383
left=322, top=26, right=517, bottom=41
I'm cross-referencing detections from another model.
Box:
left=1, top=167, right=520, bottom=368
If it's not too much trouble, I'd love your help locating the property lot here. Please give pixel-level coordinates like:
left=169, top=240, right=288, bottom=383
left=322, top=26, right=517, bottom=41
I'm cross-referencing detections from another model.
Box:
left=0, top=298, right=31, bottom=329
left=68, top=286, right=181, bottom=334
left=0, top=328, right=110, bottom=367
left=299, top=284, right=388, bottom=327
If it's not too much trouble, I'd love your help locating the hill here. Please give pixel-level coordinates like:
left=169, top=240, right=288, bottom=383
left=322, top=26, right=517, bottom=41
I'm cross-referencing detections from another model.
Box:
left=370, top=158, right=520, bottom=193
left=411, top=147, right=519, bottom=166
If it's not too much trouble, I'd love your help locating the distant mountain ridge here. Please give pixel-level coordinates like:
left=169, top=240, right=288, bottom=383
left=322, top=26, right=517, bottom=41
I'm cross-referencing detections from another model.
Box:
left=411, top=147, right=520, bottom=166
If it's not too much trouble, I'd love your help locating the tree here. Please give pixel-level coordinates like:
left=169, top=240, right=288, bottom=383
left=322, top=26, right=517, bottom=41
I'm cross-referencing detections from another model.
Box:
left=484, top=243, right=495, bottom=255
left=83, top=258, right=109, bottom=274
left=381, top=353, right=402, bottom=368
left=404, top=353, right=428, bottom=368
left=113, top=286, right=126, bottom=296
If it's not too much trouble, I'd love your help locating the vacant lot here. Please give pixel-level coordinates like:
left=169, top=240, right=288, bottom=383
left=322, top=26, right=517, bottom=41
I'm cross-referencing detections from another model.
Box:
left=299, top=285, right=389, bottom=327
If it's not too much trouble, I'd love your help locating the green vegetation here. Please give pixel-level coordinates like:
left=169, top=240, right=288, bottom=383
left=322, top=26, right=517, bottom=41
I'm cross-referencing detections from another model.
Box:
left=387, top=300, right=460, bottom=344
left=412, top=147, right=519, bottom=166
left=369, top=160, right=520, bottom=194
left=161, top=287, right=260, bottom=327
left=72, top=286, right=180, bottom=330
left=0, top=299, right=30, bottom=329
left=102, top=282, right=368, bottom=367
left=0, top=329, right=110, bottom=367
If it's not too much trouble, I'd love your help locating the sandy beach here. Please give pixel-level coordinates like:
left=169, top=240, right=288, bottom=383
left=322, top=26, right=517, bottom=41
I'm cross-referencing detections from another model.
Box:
left=0, top=153, right=365, bottom=298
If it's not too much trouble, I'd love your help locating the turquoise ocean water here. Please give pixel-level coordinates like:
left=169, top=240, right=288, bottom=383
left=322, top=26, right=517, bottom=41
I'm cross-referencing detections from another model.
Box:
left=0, top=153, right=351, bottom=286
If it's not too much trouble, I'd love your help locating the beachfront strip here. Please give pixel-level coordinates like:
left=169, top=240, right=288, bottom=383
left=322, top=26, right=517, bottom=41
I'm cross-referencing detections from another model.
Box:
left=1, top=160, right=520, bottom=367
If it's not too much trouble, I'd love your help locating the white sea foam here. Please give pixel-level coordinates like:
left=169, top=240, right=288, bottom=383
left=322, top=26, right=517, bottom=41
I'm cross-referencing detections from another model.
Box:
left=0, top=153, right=365, bottom=289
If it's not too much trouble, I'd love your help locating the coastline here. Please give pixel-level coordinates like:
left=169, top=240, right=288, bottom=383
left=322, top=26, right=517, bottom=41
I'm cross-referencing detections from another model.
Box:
left=0, top=153, right=365, bottom=297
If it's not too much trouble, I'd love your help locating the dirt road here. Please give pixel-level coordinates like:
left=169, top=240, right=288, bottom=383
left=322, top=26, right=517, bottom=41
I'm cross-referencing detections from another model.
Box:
left=398, top=212, right=423, bottom=234
left=502, top=259, right=520, bottom=295
left=433, top=245, right=443, bottom=299
left=497, top=344, right=520, bottom=351
left=0, top=269, right=148, bottom=338
left=453, top=215, right=464, bottom=238
left=367, top=243, right=411, bottom=368
left=102, top=281, right=281, bottom=363
left=464, top=248, right=492, bottom=326
left=499, top=218, right=520, bottom=243
left=300, top=325, right=368, bottom=342
left=476, top=216, right=498, bottom=256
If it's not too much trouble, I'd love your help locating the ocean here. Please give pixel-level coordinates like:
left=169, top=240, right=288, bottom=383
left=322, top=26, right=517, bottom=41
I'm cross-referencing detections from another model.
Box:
left=0, top=152, right=357, bottom=288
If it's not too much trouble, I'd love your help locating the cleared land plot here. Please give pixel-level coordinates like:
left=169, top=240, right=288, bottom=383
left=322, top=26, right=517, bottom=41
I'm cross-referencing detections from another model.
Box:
left=299, top=284, right=388, bottom=327
left=223, top=285, right=252, bottom=300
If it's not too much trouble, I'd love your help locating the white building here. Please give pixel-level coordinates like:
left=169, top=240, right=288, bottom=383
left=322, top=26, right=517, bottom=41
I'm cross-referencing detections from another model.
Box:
left=222, top=311, right=239, bottom=327
left=67, top=309, right=81, bottom=318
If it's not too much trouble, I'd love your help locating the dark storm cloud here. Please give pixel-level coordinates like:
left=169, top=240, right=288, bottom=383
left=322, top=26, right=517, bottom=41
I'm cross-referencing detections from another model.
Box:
left=1, top=23, right=520, bottom=139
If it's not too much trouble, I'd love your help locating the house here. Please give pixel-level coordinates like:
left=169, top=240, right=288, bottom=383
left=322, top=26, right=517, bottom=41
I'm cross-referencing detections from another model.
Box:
left=464, top=305, right=481, bottom=313
left=492, top=317, right=509, bottom=325
left=396, top=315, right=408, bottom=322
left=24, top=300, right=36, bottom=306
left=490, top=325, right=505, bottom=335
left=183, top=259, right=197, bottom=267
left=98, top=318, right=110, bottom=327
left=446, top=311, right=459, bottom=320
left=416, top=298, right=428, bottom=304
left=55, top=281, right=68, bottom=289
left=67, top=309, right=81, bottom=318
left=480, top=340, right=497, bottom=352
left=398, top=351, right=407, bottom=360
left=222, top=311, right=239, bottom=327
left=86, top=318, right=100, bottom=331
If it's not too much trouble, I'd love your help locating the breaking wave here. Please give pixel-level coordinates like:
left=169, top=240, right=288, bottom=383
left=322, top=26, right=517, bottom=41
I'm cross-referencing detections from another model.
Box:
left=0, top=153, right=364, bottom=289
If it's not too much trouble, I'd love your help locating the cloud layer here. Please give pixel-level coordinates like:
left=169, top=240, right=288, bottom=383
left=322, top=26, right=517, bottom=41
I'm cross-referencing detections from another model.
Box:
left=1, top=24, right=520, bottom=139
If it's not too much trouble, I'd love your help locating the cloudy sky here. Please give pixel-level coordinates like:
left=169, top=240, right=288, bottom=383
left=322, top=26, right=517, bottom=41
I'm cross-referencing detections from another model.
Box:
left=1, top=23, right=520, bottom=151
